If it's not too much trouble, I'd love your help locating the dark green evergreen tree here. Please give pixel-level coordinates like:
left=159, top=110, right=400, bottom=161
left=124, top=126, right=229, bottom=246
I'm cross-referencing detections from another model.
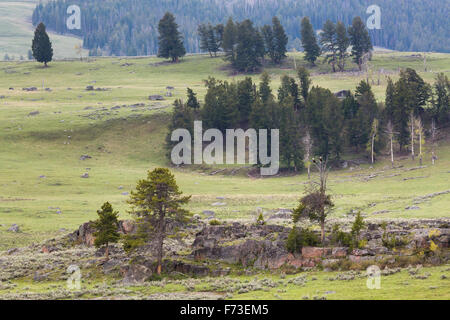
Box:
left=234, top=19, right=262, bottom=72
left=237, top=77, right=255, bottom=123
left=272, top=16, right=288, bottom=64
left=348, top=17, right=372, bottom=71
left=93, top=202, right=120, bottom=261
left=320, top=20, right=337, bottom=72
left=300, top=17, right=320, bottom=65
left=259, top=72, right=273, bottom=103
left=335, top=21, right=350, bottom=72
left=186, top=88, right=200, bottom=110
left=297, top=66, right=311, bottom=102
left=157, top=12, right=186, bottom=62
left=202, top=77, right=238, bottom=132
left=261, top=24, right=275, bottom=62
left=31, top=22, right=53, bottom=67
left=431, top=73, right=450, bottom=124
left=222, top=18, right=236, bottom=63
left=165, top=99, right=194, bottom=160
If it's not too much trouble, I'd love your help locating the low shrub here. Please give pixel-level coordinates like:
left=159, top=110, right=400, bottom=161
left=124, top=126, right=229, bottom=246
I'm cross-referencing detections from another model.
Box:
left=209, top=219, right=222, bottom=226
left=286, top=227, right=320, bottom=253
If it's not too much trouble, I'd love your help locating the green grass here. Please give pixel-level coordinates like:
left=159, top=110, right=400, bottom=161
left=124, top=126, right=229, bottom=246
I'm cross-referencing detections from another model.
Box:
left=0, top=52, right=449, bottom=250
left=0, top=0, right=88, bottom=59
left=2, top=265, right=448, bottom=300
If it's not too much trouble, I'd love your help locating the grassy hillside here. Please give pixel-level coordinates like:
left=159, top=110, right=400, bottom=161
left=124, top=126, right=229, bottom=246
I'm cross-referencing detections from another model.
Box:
left=0, top=52, right=449, bottom=250
left=0, top=0, right=88, bottom=59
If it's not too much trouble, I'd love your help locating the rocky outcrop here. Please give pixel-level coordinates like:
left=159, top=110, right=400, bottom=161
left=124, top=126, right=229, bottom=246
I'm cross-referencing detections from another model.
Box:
left=190, top=220, right=450, bottom=271
left=68, top=220, right=137, bottom=246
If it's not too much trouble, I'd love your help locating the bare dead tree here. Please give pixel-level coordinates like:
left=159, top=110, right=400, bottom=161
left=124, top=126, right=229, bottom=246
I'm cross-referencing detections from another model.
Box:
left=409, top=111, right=415, bottom=161
left=415, top=117, right=424, bottom=166
left=384, top=120, right=398, bottom=168
left=302, top=130, right=313, bottom=180
left=431, top=118, right=439, bottom=165
left=311, top=156, right=330, bottom=194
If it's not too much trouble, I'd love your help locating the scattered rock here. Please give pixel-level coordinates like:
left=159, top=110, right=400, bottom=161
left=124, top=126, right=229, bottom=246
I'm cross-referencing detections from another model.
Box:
left=8, top=224, right=20, bottom=233
left=79, top=155, right=92, bottom=161
left=22, top=87, right=37, bottom=91
left=202, top=210, right=215, bottom=217
left=7, top=248, right=18, bottom=255
left=28, top=111, right=40, bottom=116
left=148, top=95, right=164, bottom=101
left=121, top=264, right=153, bottom=284
left=33, top=272, right=49, bottom=282
left=406, top=206, right=420, bottom=210
left=211, top=202, right=226, bottom=206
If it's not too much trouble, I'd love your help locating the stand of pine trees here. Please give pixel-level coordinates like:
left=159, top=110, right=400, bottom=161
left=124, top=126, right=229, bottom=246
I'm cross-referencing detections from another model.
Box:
left=198, top=17, right=288, bottom=72
left=167, top=69, right=449, bottom=172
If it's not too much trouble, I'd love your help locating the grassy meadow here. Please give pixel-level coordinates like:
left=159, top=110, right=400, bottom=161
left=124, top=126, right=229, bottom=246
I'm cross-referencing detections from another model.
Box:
left=0, top=52, right=449, bottom=252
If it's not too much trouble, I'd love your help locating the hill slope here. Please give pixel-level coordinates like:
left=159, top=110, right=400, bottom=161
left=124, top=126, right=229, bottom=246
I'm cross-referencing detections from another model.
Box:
left=0, top=52, right=449, bottom=250
left=0, top=0, right=88, bottom=60
left=31, top=0, right=450, bottom=56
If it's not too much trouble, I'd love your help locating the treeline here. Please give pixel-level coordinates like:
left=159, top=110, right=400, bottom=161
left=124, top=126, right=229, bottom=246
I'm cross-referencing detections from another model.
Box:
left=32, top=0, right=450, bottom=56
left=167, top=69, right=449, bottom=171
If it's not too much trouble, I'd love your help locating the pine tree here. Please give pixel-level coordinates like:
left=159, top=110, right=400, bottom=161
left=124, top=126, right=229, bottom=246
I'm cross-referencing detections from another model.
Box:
left=272, top=16, right=288, bottom=64
left=259, top=72, right=273, bottom=103
left=222, top=18, right=236, bottom=63
left=320, top=20, right=337, bottom=72
left=157, top=12, right=186, bottom=62
left=31, top=22, right=53, bottom=67
left=348, top=17, right=372, bottom=71
left=186, top=88, right=200, bottom=109
left=300, top=17, right=320, bottom=65
left=165, top=99, right=194, bottom=160
left=261, top=24, right=275, bottom=62
left=279, top=101, right=304, bottom=170
left=297, top=66, right=311, bottom=102
left=127, top=169, right=190, bottom=275
left=237, top=77, right=255, bottom=123
left=202, top=78, right=238, bottom=131
left=234, top=19, right=261, bottom=72
left=198, top=24, right=211, bottom=56
left=432, top=73, right=450, bottom=124
left=335, top=21, right=350, bottom=72
left=206, top=24, right=221, bottom=56
left=93, top=202, right=120, bottom=261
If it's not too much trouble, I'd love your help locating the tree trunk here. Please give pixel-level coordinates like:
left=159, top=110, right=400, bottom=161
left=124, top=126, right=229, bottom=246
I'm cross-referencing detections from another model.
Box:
left=105, top=244, right=109, bottom=261
left=390, top=136, right=394, bottom=168
left=320, top=221, right=325, bottom=245
left=419, top=132, right=422, bottom=166
left=156, top=211, right=166, bottom=275
left=410, top=113, right=415, bottom=160
left=307, top=165, right=311, bottom=180
left=371, top=135, right=375, bottom=164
